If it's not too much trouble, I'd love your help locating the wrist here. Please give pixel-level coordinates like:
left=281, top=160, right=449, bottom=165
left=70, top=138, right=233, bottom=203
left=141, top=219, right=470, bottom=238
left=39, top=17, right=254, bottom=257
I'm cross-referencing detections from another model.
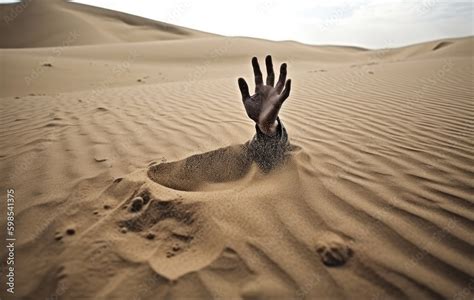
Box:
left=257, top=120, right=278, bottom=136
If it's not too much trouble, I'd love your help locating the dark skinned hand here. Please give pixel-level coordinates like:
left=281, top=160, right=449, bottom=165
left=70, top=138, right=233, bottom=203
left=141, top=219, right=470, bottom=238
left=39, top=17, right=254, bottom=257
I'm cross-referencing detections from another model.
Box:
left=238, top=55, right=292, bottom=136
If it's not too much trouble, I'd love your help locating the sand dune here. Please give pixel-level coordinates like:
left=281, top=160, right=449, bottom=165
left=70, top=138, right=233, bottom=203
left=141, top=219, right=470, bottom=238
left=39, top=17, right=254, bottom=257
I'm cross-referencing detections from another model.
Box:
left=0, top=1, right=473, bottom=299
left=0, top=0, right=210, bottom=48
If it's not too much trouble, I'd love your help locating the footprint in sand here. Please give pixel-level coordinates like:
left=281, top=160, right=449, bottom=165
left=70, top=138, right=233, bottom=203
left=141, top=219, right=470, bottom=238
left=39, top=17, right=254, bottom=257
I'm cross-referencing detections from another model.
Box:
left=118, top=189, right=196, bottom=241
left=129, top=196, right=144, bottom=212
left=315, top=235, right=353, bottom=267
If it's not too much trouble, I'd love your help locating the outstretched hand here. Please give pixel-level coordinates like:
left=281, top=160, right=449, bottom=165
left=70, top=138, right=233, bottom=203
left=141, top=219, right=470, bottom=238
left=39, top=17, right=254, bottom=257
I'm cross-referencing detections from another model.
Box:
left=238, top=55, right=292, bottom=136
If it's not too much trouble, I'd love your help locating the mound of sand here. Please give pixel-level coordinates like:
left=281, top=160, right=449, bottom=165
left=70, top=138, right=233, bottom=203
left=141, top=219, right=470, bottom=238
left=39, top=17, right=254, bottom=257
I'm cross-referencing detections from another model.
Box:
left=25, top=144, right=359, bottom=299
left=0, top=1, right=473, bottom=299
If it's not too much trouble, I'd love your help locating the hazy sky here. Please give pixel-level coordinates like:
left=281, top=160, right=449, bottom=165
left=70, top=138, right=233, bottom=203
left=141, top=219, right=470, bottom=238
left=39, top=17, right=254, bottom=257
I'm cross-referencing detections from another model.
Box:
left=2, top=0, right=473, bottom=48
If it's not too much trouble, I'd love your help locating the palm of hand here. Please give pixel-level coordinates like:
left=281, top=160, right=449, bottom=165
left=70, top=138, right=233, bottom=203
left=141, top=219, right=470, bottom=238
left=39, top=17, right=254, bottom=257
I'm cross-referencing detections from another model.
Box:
left=238, top=56, right=291, bottom=135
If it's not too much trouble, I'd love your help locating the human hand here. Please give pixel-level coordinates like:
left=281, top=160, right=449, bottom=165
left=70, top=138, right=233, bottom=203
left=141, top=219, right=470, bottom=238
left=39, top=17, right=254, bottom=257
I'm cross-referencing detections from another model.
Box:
left=238, top=55, right=292, bottom=136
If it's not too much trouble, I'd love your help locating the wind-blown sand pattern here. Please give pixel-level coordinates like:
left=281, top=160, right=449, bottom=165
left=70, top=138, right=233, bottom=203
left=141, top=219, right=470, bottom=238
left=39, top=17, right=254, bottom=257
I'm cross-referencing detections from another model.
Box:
left=0, top=1, right=473, bottom=299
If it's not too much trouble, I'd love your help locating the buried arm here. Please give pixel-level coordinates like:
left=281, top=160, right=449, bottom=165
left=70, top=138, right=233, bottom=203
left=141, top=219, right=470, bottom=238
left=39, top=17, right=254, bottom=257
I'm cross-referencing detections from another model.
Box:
left=238, top=55, right=292, bottom=171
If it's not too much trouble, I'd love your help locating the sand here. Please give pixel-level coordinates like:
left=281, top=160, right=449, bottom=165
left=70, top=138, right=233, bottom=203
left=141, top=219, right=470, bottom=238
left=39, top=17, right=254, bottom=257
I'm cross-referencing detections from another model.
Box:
left=1, top=0, right=473, bottom=299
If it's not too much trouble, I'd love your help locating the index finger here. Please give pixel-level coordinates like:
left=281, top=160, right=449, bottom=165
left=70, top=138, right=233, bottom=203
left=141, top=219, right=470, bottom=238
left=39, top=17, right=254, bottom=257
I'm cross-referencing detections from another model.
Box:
left=252, top=57, right=263, bottom=88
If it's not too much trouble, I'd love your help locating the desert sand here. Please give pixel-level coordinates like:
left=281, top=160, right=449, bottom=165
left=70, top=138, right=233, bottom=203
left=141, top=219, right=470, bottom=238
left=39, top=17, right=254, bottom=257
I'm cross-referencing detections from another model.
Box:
left=0, top=0, right=473, bottom=299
